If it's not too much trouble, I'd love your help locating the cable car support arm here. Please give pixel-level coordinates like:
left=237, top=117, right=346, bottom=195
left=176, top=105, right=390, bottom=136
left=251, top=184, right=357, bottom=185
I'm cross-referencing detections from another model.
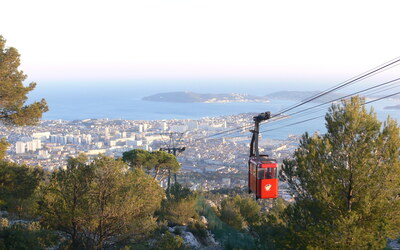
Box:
left=250, top=112, right=271, bottom=160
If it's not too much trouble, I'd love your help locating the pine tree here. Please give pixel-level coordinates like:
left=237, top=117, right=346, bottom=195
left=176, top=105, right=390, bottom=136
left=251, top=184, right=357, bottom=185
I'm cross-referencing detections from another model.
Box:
left=280, top=96, right=400, bottom=249
left=122, top=149, right=180, bottom=181
left=0, top=35, right=48, bottom=126
left=39, top=155, right=164, bottom=248
left=0, top=161, right=43, bottom=218
left=0, top=35, right=48, bottom=159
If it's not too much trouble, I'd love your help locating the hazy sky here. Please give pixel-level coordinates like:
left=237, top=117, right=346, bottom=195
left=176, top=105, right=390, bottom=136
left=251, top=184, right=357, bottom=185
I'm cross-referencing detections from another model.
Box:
left=1, top=0, right=400, bottom=88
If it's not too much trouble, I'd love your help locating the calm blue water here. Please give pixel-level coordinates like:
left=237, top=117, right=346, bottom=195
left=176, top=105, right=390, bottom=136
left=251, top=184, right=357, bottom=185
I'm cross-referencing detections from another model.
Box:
left=28, top=82, right=400, bottom=140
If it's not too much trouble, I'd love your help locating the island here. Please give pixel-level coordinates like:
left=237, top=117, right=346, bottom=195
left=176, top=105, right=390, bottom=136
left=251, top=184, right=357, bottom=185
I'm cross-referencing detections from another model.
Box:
left=384, top=104, right=400, bottom=110
left=142, top=91, right=270, bottom=103
left=143, top=90, right=354, bottom=104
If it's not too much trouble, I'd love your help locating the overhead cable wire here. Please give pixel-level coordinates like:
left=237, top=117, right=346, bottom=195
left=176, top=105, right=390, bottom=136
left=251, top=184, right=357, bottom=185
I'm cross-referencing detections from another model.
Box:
left=193, top=57, right=400, bottom=141
left=270, top=56, right=400, bottom=119
left=199, top=78, right=400, bottom=141
left=239, top=75, right=400, bottom=134
left=195, top=76, right=400, bottom=141
left=262, top=77, right=400, bottom=127
left=258, top=86, right=400, bottom=134
left=258, top=90, right=400, bottom=134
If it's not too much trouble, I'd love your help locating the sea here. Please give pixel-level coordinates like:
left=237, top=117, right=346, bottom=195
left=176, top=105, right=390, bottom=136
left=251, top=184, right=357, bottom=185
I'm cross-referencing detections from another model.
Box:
left=28, top=82, right=400, bottom=140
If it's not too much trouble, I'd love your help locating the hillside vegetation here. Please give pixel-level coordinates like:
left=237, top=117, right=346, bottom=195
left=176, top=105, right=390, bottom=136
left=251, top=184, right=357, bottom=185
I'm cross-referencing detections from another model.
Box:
left=1, top=35, right=400, bottom=249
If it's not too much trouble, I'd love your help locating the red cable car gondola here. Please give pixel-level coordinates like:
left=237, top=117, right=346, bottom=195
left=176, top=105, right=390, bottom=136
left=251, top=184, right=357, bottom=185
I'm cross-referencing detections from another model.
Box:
left=248, top=112, right=278, bottom=199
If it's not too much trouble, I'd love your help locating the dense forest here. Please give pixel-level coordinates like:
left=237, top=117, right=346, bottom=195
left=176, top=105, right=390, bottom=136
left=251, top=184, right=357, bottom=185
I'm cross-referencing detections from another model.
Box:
left=1, top=35, right=400, bottom=249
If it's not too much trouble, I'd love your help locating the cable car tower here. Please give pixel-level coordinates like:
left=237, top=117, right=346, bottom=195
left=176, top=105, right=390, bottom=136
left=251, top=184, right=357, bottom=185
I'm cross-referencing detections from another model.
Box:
left=159, top=132, right=186, bottom=196
left=248, top=112, right=278, bottom=199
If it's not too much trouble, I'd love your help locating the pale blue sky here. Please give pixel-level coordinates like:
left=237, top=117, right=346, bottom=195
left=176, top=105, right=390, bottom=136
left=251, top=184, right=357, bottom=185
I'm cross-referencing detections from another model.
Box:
left=1, top=0, right=400, bottom=88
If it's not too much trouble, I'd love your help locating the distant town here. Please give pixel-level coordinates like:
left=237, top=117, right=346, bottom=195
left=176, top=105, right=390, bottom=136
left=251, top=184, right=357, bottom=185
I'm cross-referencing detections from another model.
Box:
left=2, top=113, right=300, bottom=198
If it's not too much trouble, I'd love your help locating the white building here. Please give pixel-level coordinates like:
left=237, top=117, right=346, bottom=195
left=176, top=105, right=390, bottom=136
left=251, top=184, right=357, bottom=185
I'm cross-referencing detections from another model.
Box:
left=26, top=139, right=42, bottom=151
left=82, top=134, right=92, bottom=144
left=32, top=132, right=50, bottom=141
left=66, top=134, right=74, bottom=144
left=16, top=141, right=26, bottom=154
left=138, top=124, right=144, bottom=133
left=104, top=127, right=110, bottom=137
left=38, top=150, right=50, bottom=159
left=16, top=139, right=41, bottom=153
left=160, top=122, right=168, bottom=131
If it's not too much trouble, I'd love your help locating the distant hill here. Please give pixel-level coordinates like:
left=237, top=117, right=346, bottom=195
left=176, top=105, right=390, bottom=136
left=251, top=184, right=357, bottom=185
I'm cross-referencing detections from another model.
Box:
left=142, top=92, right=270, bottom=103
left=384, top=104, right=400, bottom=110
left=265, top=91, right=345, bottom=103
left=143, top=90, right=369, bottom=104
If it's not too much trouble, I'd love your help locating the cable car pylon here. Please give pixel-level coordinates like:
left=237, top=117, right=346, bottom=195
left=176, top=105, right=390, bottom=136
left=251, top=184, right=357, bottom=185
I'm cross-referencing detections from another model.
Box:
left=159, top=132, right=186, bottom=197
left=248, top=112, right=279, bottom=199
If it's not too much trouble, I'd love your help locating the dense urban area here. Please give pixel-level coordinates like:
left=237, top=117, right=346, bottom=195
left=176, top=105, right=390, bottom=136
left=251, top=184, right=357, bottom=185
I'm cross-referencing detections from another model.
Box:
left=2, top=113, right=298, bottom=199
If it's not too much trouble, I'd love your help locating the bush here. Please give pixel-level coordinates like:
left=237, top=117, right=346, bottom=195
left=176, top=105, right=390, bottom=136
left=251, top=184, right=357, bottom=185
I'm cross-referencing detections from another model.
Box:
left=188, top=221, right=208, bottom=244
left=160, top=198, right=198, bottom=225
left=154, top=231, right=186, bottom=250
left=0, top=223, right=59, bottom=249
left=39, top=155, right=164, bottom=248
left=158, top=183, right=198, bottom=225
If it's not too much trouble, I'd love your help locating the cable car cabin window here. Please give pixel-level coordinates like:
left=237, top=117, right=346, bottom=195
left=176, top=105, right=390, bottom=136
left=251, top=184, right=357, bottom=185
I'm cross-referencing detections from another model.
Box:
left=258, top=167, right=276, bottom=179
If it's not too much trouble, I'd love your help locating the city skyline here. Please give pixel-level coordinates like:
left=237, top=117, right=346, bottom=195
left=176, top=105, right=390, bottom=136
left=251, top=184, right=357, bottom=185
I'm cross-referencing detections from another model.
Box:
left=1, top=0, right=400, bottom=89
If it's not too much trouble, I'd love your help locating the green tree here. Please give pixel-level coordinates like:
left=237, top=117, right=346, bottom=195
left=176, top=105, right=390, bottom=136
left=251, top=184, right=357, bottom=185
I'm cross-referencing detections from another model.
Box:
left=169, top=182, right=192, bottom=201
left=280, top=97, right=400, bottom=249
left=0, top=35, right=48, bottom=160
left=219, top=195, right=261, bottom=230
left=251, top=198, right=288, bottom=249
left=123, top=149, right=180, bottom=182
left=154, top=231, right=186, bottom=250
left=0, top=138, right=9, bottom=160
left=0, top=35, right=48, bottom=126
left=236, top=196, right=261, bottom=226
left=38, top=154, right=93, bottom=248
left=122, top=149, right=153, bottom=170
left=87, top=156, right=164, bottom=248
left=0, top=161, right=43, bottom=218
left=39, top=155, right=165, bottom=248
left=159, top=183, right=198, bottom=225
left=0, top=222, right=59, bottom=250
left=219, top=198, right=244, bottom=230
left=151, top=150, right=180, bottom=181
